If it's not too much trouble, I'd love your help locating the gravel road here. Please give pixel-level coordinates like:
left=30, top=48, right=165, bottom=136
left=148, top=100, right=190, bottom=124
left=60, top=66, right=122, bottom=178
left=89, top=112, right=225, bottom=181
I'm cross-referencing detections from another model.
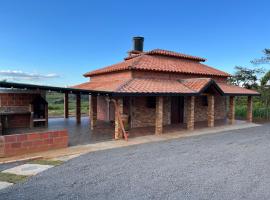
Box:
left=1, top=123, right=270, bottom=200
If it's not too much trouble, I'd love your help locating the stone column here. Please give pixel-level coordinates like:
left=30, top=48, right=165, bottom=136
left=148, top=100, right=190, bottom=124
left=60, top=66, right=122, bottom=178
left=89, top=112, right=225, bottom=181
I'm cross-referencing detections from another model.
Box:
left=187, top=96, right=195, bottom=130
left=228, top=96, right=235, bottom=124
left=155, top=96, right=164, bottom=135
left=89, top=95, right=97, bottom=130
left=64, top=92, right=69, bottom=119
left=247, top=96, right=253, bottom=122
left=76, top=94, right=81, bottom=124
left=207, top=95, right=215, bottom=127
left=114, top=98, right=123, bottom=139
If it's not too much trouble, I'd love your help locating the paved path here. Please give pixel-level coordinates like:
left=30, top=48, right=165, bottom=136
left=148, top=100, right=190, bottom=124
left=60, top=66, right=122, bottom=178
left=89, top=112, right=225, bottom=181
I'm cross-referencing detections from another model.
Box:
left=1, top=123, right=270, bottom=200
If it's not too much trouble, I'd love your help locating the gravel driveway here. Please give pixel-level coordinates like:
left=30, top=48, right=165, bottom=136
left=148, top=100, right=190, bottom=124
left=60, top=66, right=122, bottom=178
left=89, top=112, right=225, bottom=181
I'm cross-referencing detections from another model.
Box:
left=1, top=123, right=270, bottom=200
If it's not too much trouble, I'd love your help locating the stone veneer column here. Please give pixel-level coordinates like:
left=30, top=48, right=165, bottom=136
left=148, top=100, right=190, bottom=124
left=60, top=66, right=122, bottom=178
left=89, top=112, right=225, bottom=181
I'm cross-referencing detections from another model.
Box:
left=89, top=95, right=97, bottom=130
left=228, top=96, right=235, bottom=124
left=247, top=96, right=253, bottom=122
left=64, top=92, right=69, bottom=119
left=114, top=98, right=123, bottom=139
left=155, top=96, right=163, bottom=135
left=187, top=96, right=195, bottom=130
left=207, top=95, right=215, bottom=127
left=76, top=94, right=81, bottom=124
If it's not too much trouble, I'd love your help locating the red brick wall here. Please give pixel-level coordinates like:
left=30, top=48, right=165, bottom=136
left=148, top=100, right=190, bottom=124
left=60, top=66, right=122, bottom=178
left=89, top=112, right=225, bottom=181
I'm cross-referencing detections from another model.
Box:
left=0, top=92, right=42, bottom=128
left=97, top=96, right=108, bottom=121
left=0, top=130, right=68, bottom=157
left=0, top=93, right=39, bottom=106
left=90, top=71, right=132, bottom=82
left=132, top=71, right=228, bottom=83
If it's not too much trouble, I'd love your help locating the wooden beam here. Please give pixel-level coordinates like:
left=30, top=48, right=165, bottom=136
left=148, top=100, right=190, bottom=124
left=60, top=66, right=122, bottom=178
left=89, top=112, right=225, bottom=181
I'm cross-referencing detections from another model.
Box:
left=64, top=92, right=69, bottom=118
left=76, top=94, right=81, bottom=124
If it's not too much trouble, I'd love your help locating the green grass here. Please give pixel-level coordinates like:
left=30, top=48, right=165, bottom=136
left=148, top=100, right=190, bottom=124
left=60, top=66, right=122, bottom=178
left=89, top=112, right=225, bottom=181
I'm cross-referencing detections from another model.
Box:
left=28, top=159, right=64, bottom=166
left=0, top=172, right=28, bottom=183
left=235, top=105, right=270, bottom=120
left=46, top=92, right=89, bottom=117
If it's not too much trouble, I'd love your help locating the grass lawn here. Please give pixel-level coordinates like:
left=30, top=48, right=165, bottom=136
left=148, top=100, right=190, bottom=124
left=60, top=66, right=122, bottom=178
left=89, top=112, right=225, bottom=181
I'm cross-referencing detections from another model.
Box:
left=0, top=172, right=28, bottom=184
left=46, top=92, right=89, bottom=117
left=28, top=159, right=64, bottom=166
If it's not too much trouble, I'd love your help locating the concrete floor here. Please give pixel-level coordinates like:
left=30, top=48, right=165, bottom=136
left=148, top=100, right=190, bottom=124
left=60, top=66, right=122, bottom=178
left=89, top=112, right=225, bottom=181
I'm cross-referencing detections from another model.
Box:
left=4, top=117, right=247, bottom=146
left=0, top=123, right=269, bottom=200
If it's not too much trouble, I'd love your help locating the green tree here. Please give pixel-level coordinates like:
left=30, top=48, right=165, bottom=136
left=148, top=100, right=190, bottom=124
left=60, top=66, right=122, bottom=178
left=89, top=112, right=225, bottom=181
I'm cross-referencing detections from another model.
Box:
left=251, top=48, right=270, bottom=65
left=261, top=70, right=270, bottom=86
left=228, top=66, right=264, bottom=89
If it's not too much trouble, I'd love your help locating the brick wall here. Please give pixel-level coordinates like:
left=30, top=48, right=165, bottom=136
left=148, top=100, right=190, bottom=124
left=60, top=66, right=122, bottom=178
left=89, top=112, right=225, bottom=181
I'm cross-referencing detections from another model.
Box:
left=97, top=96, right=108, bottom=121
left=0, top=130, right=68, bottom=157
left=130, top=96, right=171, bottom=128
left=0, top=92, right=41, bottom=129
left=89, top=71, right=132, bottom=82
left=184, top=96, right=226, bottom=123
left=0, top=93, right=39, bottom=107
left=132, top=71, right=228, bottom=83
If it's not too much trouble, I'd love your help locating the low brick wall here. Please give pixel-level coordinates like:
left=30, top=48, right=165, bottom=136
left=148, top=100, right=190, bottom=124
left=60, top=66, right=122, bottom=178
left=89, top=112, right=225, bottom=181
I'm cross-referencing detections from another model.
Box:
left=0, top=130, right=68, bottom=157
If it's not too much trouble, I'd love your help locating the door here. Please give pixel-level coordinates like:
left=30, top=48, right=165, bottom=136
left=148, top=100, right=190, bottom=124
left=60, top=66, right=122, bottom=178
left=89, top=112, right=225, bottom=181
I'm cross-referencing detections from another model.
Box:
left=171, top=96, right=184, bottom=124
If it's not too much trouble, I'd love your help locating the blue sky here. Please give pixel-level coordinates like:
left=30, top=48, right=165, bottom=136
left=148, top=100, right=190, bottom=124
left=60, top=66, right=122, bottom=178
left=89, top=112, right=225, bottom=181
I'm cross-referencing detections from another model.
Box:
left=0, top=0, right=269, bottom=86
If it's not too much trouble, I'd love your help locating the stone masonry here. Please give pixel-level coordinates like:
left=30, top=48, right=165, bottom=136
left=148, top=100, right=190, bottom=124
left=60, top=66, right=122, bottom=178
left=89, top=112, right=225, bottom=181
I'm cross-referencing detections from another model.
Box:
left=228, top=96, right=235, bottom=124
left=187, top=96, right=195, bottom=130
left=207, top=95, right=215, bottom=127
left=247, top=96, right=253, bottom=122
left=155, top=96, right=163, bottom=135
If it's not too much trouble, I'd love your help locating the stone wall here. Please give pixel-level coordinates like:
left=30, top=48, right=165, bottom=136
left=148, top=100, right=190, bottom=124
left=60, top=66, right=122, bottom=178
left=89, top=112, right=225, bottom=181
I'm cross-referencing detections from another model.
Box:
left=0, top=130, right=68, bottom=157
left=130, top=96, right=171, bottom=128
left=184, top=95, right=227, bottom=123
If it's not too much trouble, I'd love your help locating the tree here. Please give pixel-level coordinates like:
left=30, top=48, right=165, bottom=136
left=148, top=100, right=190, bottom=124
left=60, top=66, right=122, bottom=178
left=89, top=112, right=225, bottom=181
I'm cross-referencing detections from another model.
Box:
left=228, top=66, right=264, bottom=89
left=261, top=70, right=270, bottom=86
left=251, top=48, right=270, bottom=65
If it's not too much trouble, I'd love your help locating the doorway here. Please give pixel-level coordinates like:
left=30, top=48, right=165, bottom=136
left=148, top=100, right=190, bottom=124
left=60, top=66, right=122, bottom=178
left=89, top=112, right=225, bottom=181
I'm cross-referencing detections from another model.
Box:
left=171, top=96, right=184, bottom=124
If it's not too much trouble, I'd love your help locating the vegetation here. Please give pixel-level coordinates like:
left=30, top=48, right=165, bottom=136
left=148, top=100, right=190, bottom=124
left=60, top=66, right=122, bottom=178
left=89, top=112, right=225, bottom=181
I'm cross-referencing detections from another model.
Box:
left=28, top=159, right=64, bottom=166
left=232, top=48, right=270, bottom=121
left=0, top=172, right=28, bottom=183
left=46, top=92, right=89, bottom=117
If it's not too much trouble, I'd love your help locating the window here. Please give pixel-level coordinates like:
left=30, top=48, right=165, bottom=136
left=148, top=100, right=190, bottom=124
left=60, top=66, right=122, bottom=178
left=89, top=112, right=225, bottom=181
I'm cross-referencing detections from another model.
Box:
left=146, top=96, right=156, bottom=108
left=202, top=96, right=208, bottom=106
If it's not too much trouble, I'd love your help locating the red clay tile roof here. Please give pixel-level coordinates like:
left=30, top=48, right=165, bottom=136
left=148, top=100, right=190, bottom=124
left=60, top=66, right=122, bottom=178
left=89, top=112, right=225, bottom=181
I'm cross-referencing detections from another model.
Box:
left=118, top=78, right=195, bottom=94
left=218, top=83, right=260, bottom=95
left=74, top=78, right=196, bottom=94
left=84, top=49, right=230, bottom=77
left=72, top=79, right=127, bottom=92
left=180, top=78, right=212, bottom=92
left=73, top=78, right=259, bottom=96
left=124, top=49, right=206, bottom=61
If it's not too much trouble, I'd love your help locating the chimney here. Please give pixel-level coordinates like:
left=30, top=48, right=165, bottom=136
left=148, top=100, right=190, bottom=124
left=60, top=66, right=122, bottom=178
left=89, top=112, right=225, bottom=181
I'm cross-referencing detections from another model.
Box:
left=128, top=36, right=144, bottom=56
left=133, top=36, right=144, bottom=52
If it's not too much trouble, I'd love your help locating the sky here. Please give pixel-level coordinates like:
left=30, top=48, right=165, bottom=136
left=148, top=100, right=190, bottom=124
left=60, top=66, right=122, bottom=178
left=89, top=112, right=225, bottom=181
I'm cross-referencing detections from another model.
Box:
left=0, top=0, right=269, bottom=86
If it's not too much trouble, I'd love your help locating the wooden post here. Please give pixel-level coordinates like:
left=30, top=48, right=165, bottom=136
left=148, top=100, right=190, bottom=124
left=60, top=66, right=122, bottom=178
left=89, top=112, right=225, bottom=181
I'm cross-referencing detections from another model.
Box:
left=89, top=95, right=97, bottom=130
left=207, top=95, right=215, bottom=127
left=228, top=96, right=235, bottom=124
left=187, top=96, right=195, bottom=130
left=64, top=92, right=69, bottom=119
left=155, top=96, right=163, bottom=135
left=247, top=96, right=253, bottom=122
left=76, top=94, right=81, bottom=124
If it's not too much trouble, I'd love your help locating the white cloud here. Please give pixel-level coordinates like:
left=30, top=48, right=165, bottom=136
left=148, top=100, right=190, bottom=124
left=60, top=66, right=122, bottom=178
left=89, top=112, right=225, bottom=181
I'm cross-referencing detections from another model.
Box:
left=0, top=70, right=59, bottom=81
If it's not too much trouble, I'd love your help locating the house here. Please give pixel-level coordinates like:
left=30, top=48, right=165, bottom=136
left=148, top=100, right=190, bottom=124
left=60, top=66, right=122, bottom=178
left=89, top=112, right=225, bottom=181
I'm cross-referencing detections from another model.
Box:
left=74, top=37, right=259, bottom=139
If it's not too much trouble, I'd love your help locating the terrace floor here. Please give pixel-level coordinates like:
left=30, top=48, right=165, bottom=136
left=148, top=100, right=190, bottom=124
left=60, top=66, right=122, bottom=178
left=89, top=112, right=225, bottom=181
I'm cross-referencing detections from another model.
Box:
left=3, top=117, right=247, bottom=147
